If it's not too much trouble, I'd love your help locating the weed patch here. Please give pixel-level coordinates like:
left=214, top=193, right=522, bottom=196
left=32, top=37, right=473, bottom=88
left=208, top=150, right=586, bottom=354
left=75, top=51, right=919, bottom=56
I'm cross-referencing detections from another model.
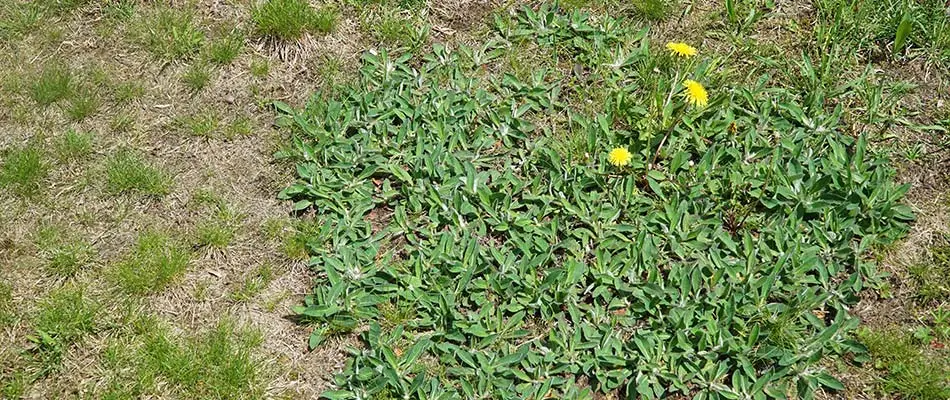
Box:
left=181, top=62, right=212, bottom=92
left=64, top=87, right=100, bottom=121
left=278, top=6, right=913, bottom=398
left=632, top=0, right=671, bottom=21
left=177, top=112, right=219, bottom=138
left=0, top=279, right=13, bottom=326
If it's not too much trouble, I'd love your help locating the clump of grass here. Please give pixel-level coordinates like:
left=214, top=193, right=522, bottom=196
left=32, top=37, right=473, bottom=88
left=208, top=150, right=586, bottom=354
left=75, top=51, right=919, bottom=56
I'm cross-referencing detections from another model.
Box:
left=104, top=150, right=171, bottom=196
left=189, top=188, right=225, bottom=208
left=0, top=145, right=48, bottom=197
left=6, top=285, right=101, bottom=398
left=377, top=300, right=416, bottom=330
left=112, top=80, right=145, bottom=104
left=249, top=57, right=269, bottom=78
left=54, top=130, right=95, bottom=161
left=110, top=112, right=136, bottom=133
left=196, top=205, right=243, bottom=248
left=0, top=279, right=14, bottom=326
left=136, top=6, right=204, bottom=60
left=275, top=218, right=325, bottom=259
left=98, top=318, right=267, bottom=398
left=65, top=87, right=101, bottom=121
left=631, top=0, right=671, bottom=21
left=206, top=30, right=244, bottom=65
left=36, top=226, right=96, bottom=278
left=908, top=243, right=950, bottom=303
left=224, top=117, right=254, bottom=139
left=40, top=0, right=93, bottom=15
left=230, top=264, right=275, bottom=302
left=102, top=0, right=135, bottom=21
left=366, top=9, right=425, bottom=48
left=30, top=64, right=72, bottom=106
left=142, top=320, right=266, bottom=398
left=111, top=231, right=190, bottom=295
left=181, top=62, right=212, bottom=92
left=35, top=285, right=99, bottom=345
left=251, top=0, right=337, bottom=40
left=0, top=2, right=43, bottom=40
left=859, top=328, right=950, bottom=400
left=177, top=112, right=219, bottom=138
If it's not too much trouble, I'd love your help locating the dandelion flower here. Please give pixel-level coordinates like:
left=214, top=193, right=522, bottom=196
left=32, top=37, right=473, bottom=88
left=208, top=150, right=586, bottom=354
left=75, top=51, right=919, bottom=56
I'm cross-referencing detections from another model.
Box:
left=608, top=147, right=632, bottom=167
left=683, top=79, right=709, bottom=108
left=666, top=42, right=698, bottom=58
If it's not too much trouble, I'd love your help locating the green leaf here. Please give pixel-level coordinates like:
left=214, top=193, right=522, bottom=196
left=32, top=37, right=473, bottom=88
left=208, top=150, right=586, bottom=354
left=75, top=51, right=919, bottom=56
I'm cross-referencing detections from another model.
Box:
left=894, top=11, right=912, bottom=54
left=815, top=373, right=845, bottom=391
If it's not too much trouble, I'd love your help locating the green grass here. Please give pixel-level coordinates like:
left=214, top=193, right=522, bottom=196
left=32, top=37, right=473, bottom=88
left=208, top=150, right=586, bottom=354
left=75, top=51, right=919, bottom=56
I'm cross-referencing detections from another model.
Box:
left=38, top=0, right=93, bottom=14
left=102, top=0, right=135, bottom=22
left=181, top=62, right=212, bottom=92
left=859, top=328, right=950, bottom=399
left=136, top=6, right=204, bottom=60
left=909, top=243, right=950, bottom=303
left=224, top=117, right=254, bottom=139
left=110, top=113, right=136, bottom=133
left=64, top=87, right=100, bottom=121
left=104, top=150, right=171, bottom=196
left=0, top=2, right=43, bottom=40
left=30, top=64, right=72, bottom=107
left=178, top=112, right=219, bottom=138
left=0, top=279, right=13, bottom=326
left=195, top=205, right=243, bottom=248
left=111, top=231, right=190, bottom=295
left=36, top=226, right=96, bottom=278
left=631, top=0, right=671, bottom=21
left=249, top=58, right=269, bottom=78
left=266, top=218, right=321, bottom=260
left=206, top=30, right=244, bottom=65
left=112, top=80, right=145, bottom=104
left=366, top=8, right=424, bottom=48
left=0, top=145, right=48, bottom=197
left=2, top=285, right=99, bottom=397
left=813, top=0, right=950, bottom=64
left=35, top=284, right=99, bottom=345
left=251, top=0, right=338, bottom=40
left=103, top=319, right=267, bottom=399
left=54, top=130, right=95, bottom=161
left=230, top=264, right=275, bottom=302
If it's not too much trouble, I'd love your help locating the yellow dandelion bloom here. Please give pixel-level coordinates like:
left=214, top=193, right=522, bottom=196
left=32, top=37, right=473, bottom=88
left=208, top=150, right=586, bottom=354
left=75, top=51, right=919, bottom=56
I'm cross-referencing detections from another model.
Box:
left=683, top=79, right=709, bottom=108
left=607, top=147, right=632, bottom=167
left=666, top=42, right=697, bottom=58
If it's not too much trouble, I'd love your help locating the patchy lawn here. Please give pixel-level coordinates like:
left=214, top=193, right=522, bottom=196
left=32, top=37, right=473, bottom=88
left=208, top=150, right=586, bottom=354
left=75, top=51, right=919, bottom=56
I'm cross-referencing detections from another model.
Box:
left=1, top=0, right=948, bottom=399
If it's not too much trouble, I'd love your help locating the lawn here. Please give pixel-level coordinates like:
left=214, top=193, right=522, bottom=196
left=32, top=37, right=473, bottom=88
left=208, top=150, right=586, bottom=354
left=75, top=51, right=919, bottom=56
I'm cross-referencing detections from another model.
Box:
left=0, top=0, right=948, bottom=399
